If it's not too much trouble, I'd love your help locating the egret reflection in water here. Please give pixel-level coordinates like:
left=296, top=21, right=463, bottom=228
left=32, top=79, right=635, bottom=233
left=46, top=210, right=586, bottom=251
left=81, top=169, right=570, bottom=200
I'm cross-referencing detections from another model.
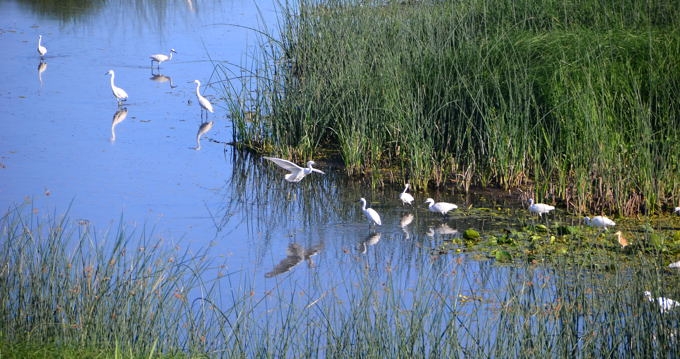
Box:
left=400, top=213, right=414, bottom=239
left=37, top=61, right=47, bottom=87
left=194, top=121, right=213, bottom=150
left=150, top=73, right=177, bottom=88
left=265, top=242, right=324, bottom=278
left=358, top=232, right=381, bottom=254
left=110, top=107, right=128, bottom=142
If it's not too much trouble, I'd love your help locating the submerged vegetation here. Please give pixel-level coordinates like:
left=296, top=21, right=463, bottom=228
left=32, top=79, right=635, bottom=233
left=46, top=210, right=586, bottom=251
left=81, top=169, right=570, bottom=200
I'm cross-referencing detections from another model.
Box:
left=223, top=0, right=680, bottom=215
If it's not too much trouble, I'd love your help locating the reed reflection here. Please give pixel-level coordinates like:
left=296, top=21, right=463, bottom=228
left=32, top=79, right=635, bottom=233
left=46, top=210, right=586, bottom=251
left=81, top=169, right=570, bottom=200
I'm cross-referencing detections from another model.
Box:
left=110, top=107, right=128, bottom=142
left=150, top=73, right=177, bottom=89
left=265, top=242, right=324, bottom=278
left=194, top=121, right=213, bottom=150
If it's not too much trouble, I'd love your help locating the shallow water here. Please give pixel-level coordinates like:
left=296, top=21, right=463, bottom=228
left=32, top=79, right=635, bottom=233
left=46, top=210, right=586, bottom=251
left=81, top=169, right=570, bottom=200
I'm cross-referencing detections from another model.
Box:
left=3, top=0, right=676, bottom=355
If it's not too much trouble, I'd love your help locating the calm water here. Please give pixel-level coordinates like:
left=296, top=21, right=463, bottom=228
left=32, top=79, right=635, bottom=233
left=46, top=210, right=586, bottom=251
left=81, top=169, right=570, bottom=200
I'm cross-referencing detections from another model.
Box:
left=2, top=0, right=663, bottom=355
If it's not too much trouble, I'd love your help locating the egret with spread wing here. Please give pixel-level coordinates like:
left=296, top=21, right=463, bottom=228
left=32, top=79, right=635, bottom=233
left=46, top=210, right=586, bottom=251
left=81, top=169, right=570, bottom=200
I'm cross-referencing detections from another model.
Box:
left=263, top=157, right=324, bottom=182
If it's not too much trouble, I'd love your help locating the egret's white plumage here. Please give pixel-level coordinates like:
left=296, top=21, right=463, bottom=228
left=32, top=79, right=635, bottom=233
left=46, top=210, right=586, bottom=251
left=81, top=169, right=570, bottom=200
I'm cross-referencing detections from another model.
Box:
left=583, top=216, right=616, bottom=230
left=674, top=207, right=680, bottom=215
left=425, top=198, right=458, bottom=216
left=194, top=121, right=214, bottom=150
left=263, top=157, right=325, bottom=182
left=399, top=183, right=414, bottom=205
left=150, top=48, right=176, bottom=67
left=37, top=35, right=47, bottom=58
left=669, top=260, right=680, bottom=269
left=644, top=291, right=680, bottom=314
left=359, top=198, right=382, bottom=226
left=193, top=80, right=214, bottom=116
left=527, top=198, right=555, bottom=217
left=105, top=70, right=128, bottom=104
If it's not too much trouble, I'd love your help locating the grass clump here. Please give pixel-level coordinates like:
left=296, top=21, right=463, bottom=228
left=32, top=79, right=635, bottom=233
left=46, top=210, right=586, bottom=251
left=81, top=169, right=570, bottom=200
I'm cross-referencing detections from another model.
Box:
left=224, top=0, right=680, bottom=215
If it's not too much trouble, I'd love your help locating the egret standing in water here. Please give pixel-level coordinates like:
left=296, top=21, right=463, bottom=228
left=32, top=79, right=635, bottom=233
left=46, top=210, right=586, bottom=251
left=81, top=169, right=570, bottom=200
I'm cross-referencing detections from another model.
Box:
left=527, top=198, right=555, bottom=218
left=644, top=291, right=680, bottom=314
left=105, top=70, right=128, bottom=105
left=359, top=198, right=382, bottom=227
left=425, top=198, right=458, bottom=217
left=37, top=35, right=47, bottom=59
left=583, top=216, right=616, bottom=230
left=194, top=121, right=213, bottom=150
left=262, top=157, right=325, bottom=182
left=150, top=48, right=176, bottom=69
left=193, top=80, right=213, bottom=118
left=399, top=183, right=414, bottom=205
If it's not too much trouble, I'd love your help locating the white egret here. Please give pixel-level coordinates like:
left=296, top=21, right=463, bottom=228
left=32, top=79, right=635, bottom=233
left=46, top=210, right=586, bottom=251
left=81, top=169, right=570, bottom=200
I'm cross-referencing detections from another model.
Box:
left=150, top=48, right=176, bottom=68
left=669, top=260, right=680, bottom=269
left=359, top=198, right=382, bottom=226
left=644, top=291, right=680, bottom=314
left=425, top=198, right=458, bottom=216
left=262, top=157, right=325, bottom=182
left=527, top=198, right=555, bottom=217
left=194, top=121, right=214, bottom=150
left=105, top=70, right=128, bottom=105
left=399, top=183, right=414, bottom=205
left=674, top=207, right=680, bottom=215
left=193, top=80, right=213, bottom=117
left=110, top=107, right=128, bottom=142
left=583, top=216, right=616, bottom=230
left=37, top=35, right=47, bottom=58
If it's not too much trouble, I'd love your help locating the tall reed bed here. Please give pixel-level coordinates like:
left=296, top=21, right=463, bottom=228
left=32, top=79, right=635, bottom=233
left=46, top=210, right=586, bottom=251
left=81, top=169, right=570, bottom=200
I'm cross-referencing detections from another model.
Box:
left=223, top=0, right=680, bottom=214
left=0, top=203, right=225, bottom=357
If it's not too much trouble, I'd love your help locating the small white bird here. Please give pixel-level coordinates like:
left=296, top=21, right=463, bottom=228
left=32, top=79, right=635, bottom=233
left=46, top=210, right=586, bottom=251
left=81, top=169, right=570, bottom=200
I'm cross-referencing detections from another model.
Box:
left=193, top=80, right=214, bottom=117
left=263, top=157, right=325, bottom=182
left=399, top=183, right=414, bottom=205
left=674, top=207, right=680, bottom=215
left=37, top=35, right=47, bottom=58
left=359, top=198, right=382, bottom=226
left=194, top=121, right=214, bottom=150
left=425, top=198, right=458, bottom=216
left=583, top=216, right=616, bottom=230
left=105, top=70, right=128, bottom=105
left=150, top=48, right=176, bottom=68
left=669, top=260, right=680, bottom=269
left=527, top=198, right=555, bottom=217
left=644, top=291, right=680, bottom=314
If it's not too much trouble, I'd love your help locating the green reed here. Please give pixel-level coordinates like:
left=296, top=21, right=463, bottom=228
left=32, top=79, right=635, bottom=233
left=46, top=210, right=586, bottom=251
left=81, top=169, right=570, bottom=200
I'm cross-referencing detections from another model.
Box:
left=222, top=0, right=680, bottom=215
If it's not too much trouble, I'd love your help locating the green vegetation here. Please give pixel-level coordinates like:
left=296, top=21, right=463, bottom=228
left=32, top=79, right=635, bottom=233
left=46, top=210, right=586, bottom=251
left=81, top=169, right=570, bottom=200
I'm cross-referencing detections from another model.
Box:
left=222, top=0, right=680, bottom=215
left=5, top=201, right=680, bottom=357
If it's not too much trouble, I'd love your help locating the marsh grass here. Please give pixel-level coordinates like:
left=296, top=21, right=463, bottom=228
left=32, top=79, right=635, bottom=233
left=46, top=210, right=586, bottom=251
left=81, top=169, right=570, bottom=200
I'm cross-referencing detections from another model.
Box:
left=222, top=0, right=680, bottom=215
left=3, top=203, right=680, bottom=357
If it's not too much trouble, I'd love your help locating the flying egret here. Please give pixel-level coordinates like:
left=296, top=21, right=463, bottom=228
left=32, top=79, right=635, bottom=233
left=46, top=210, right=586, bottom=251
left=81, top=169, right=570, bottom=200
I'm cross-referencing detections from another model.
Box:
left=105, top=70, right=128, bottom=105
left=399, top=183, right=414, bottom=205
left=644, top=291, right=680, bottom=314
left=527, top=198, right=555, bottom=217
left=262, top=157, right=325, bottom=182
left=194, top=121, right=214, bottom=150
left=425, top=198, right=458, bottom=216
left=359, top=198, right=382, bottom=226
left=37, top=35, right=47, bottom=59
left=150, top=48, right=176, bottom=68
left=583, top=216, right=616, bottom=230
left=193, top=80, right=214, bottom=118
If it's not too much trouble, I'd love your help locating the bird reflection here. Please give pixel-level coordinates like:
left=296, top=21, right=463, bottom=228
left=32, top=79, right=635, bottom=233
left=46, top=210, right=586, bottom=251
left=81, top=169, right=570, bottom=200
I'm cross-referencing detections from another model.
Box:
left=426, top=223, right=459, bottom=237
left=110, top=107, right=128, bottom=142
left=265, top=242, right=324, bottom=278
left=358, top=232, right=381, bottom=254
left=37, top=61, right=47, bottom=87
left=400, top=213, right=414, bottom=239
left=149, top=73, right=177, bottom=88
left=194, top=121, right=214, bottom=150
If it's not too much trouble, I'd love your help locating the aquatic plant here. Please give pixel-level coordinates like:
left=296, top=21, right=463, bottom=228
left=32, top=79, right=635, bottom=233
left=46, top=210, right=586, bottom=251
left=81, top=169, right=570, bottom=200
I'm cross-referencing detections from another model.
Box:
left=223, top=0, right=680, bottom=215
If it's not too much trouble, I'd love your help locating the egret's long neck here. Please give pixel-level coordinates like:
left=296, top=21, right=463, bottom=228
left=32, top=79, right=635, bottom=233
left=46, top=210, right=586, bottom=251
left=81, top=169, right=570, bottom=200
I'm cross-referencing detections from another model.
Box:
left=38, top=37, right=41, bottom=46
left=195, top=83, right=201, bottom=97
left=168, top=51, right=173, bottom=60
left=109, top=74, right=116, bottom=88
